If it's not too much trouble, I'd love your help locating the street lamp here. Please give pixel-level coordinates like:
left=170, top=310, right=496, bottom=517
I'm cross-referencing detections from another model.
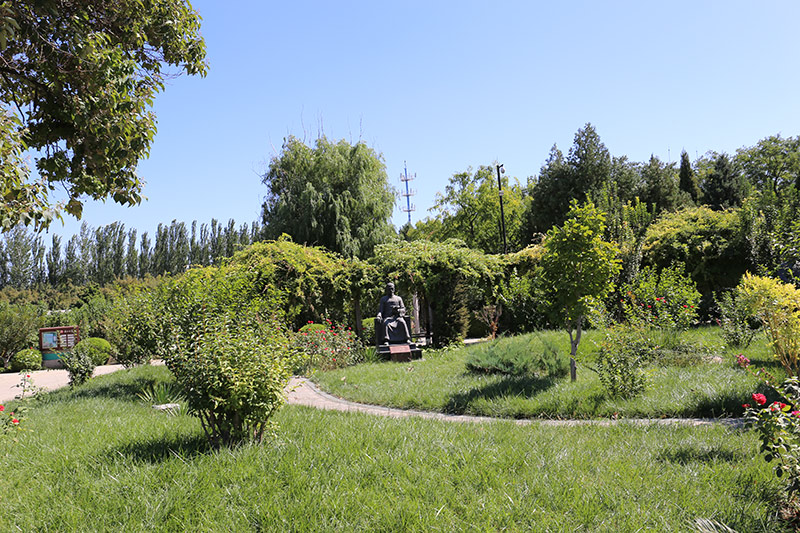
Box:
left=496, top=164, right=508, bottom=254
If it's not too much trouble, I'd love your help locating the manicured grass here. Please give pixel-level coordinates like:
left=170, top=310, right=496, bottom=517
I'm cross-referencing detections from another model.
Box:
left=315, top=327, right=780, bottom=419
left=0, top=366, right=787, bottom=531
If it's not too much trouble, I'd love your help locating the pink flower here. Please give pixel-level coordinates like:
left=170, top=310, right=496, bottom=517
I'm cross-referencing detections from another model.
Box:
left=793, top=411, right=800, bottom=417
left=752, top=393, right=767, bottom=406
left=0, top=405, right=4, bottom=412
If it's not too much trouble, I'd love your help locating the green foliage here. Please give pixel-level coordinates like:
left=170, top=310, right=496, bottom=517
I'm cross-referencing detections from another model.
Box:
left=58, top=349, right=95, bottom=387
left=105, top=289, right=159, bottom=368
left=678, top=150, right=700, bottom=203
left=0, top=0, right=207, bottom=228
left=0, top=300, right=39, bottom=367
left=525, top=123, right=612, bottom=234
left=700, top=154, right=748, bottom=210
left=638, top=155, right=679, bottom=214
left=736, top=134, right=800, bottom=195
left=717, top=290, right=760, bottom=349
left=540, top=201, right=621, bottom=359
left=738, top=273, right=800, bottom=376
left=744, top=377, right=800, bottom=498
left=227, top=237, right=351, bottom=329
left=465, top=334, right=568, bottom=377
left=291, top=321, right=362, bottom=373
left=641, top=206, right=748, bottom=303
left=371, top=239, right=501, bottom=347
left=9, top=347, right=40, bottom=372
left=592, top=325, right=654, bottom=398
left=166, top=315, right=290, bottom=447
left=430, top=165, right=526, bottom=253
left=620, top=262, right=701, bottom=330
left=261, top=136, right=396, bottom=258
left=360, top=317, right=376, bottom=344
left=73, top=337, right=114, bottom=367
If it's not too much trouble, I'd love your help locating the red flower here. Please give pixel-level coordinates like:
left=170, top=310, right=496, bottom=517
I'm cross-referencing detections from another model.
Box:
left=752, top=393, right=767, bottom=405
left=11, top=418, right=19, bottom=425
left=793, top=411, right=800, bottom=417
left=0, top=405, right=4, bottom=412
left=742, top=403, right=751, bottom=409
left=682, top=305, right=688, bottom=308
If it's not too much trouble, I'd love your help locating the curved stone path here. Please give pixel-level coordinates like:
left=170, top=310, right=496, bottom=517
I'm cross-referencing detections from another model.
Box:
left=286, top=377, right=745, bottom=428
left=1, top=366, right=743, bottom=428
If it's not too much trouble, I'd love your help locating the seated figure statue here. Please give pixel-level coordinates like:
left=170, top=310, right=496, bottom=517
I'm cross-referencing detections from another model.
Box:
left=376, top=282, right=411, bottom=345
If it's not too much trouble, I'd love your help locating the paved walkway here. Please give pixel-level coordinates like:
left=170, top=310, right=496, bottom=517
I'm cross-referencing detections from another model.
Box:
left=1, top=366, right=743, bottom=428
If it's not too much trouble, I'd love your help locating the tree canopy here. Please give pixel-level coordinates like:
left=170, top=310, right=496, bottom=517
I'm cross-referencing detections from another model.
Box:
left=0, top=0, right=207, bottom=229
left=261, top=136, right=396, bottom=259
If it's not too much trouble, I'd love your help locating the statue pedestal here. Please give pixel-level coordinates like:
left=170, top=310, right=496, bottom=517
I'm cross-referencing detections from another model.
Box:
left=377, top=343, right=422, bottom=362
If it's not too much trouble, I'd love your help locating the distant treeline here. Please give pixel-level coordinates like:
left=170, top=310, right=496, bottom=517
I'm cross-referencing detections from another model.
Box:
left=0, top=218, right=262, bottom=289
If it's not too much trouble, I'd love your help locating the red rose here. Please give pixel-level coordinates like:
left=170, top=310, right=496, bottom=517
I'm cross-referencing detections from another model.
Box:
left=0, top=405, right=4, bottom=412
left=11, top=418, right=19, bottom=424
left=742, top=404, right=751, bottom=409
left=752, top=393, right=767, bottom=405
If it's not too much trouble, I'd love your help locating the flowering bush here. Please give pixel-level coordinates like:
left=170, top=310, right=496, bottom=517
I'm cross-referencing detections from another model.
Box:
left=744, top=377, right=800, bottom=497
left=620, top=262, right=700, bottom=330
left=292, top=320, right=362, bottom=373
left=0, top=402, right=22, bottom=437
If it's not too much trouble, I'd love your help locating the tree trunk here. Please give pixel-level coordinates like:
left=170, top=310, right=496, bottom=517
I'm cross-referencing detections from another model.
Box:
left=569, top=316, right=583, bottom=382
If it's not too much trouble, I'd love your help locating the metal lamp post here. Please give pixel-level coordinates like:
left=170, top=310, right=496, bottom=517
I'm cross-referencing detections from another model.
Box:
left=496, top=164, right=508, bottom=254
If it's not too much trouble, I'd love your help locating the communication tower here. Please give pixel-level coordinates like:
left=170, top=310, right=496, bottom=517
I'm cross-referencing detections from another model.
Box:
left=400, top=162, right=416, bottom=225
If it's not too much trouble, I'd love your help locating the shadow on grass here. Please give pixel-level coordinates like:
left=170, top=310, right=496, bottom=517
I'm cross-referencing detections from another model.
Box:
left=37, top=376, right=157, bottom=405
left=657, top=445, right=746, bottom=464
left=111, top=433, right=211, bottom=464
left=444, top=374, right=558, bottom=415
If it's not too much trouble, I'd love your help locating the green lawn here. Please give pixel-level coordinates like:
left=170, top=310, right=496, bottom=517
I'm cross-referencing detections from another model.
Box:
left=0, top=365, right=787, bottom=532
left=315, top=327, right=778, bottom=419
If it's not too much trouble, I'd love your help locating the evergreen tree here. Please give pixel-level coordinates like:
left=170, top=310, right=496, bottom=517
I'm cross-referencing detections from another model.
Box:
left=678, top=150, right=699, bottom=202
left=701, top=154, right=747, bottom=210
left=639, top=155, right=679, bottom=214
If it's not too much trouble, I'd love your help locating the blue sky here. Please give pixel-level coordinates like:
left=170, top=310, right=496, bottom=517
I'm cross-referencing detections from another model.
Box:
left=48, top=0, right=800, bottom=241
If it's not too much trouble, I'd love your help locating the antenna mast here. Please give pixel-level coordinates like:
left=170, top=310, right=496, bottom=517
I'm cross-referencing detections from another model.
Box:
left=400, top=162, right=416, bottom=225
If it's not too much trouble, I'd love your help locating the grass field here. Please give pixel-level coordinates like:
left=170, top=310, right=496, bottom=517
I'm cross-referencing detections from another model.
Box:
left=0, top=364, right=789, bottom=532
left=314, top=327, right=779, bottom=419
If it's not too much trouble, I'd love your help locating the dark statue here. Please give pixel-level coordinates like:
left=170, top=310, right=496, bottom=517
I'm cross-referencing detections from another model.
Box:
left=376, top=282, right=411, bottom=344
left=374, top=282, right=421, bottom=361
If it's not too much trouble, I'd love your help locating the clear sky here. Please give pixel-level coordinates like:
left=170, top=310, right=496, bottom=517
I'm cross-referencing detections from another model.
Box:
left=47, top=0, right=800, bottom=242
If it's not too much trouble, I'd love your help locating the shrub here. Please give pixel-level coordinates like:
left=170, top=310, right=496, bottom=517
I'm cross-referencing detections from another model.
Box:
left=299, top=323, right=327, bottom=334
left=165, top=315, right=291, bottom=447
left=106, top=290, right=160, bottom=368
left=592, top=325, right=656, bottom=398
left=465, top=334, right=568, bottom=377
left=620, top=262, right=701, bottom=330
left=0, top=302, right=40, bottom=368
left=0, top=402, right=22, bottom=437
left=73, top=338, right=114, bottom=366
left=737, top=273, right=800, bottom=376
left=360, top=317, right=376, bottom=345
left=9, top=348, right=41, bottom=372
left=744, top=377, right=800, bottom=497
left=717, top=290, right=760, bottom=348
left=292, top=320, right=362, bottom=373
left=58, top=350, right=95, bottom=387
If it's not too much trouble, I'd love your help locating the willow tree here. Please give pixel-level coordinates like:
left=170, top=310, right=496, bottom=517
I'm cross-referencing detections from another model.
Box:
left=261, top=136, right=396, bottom=259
